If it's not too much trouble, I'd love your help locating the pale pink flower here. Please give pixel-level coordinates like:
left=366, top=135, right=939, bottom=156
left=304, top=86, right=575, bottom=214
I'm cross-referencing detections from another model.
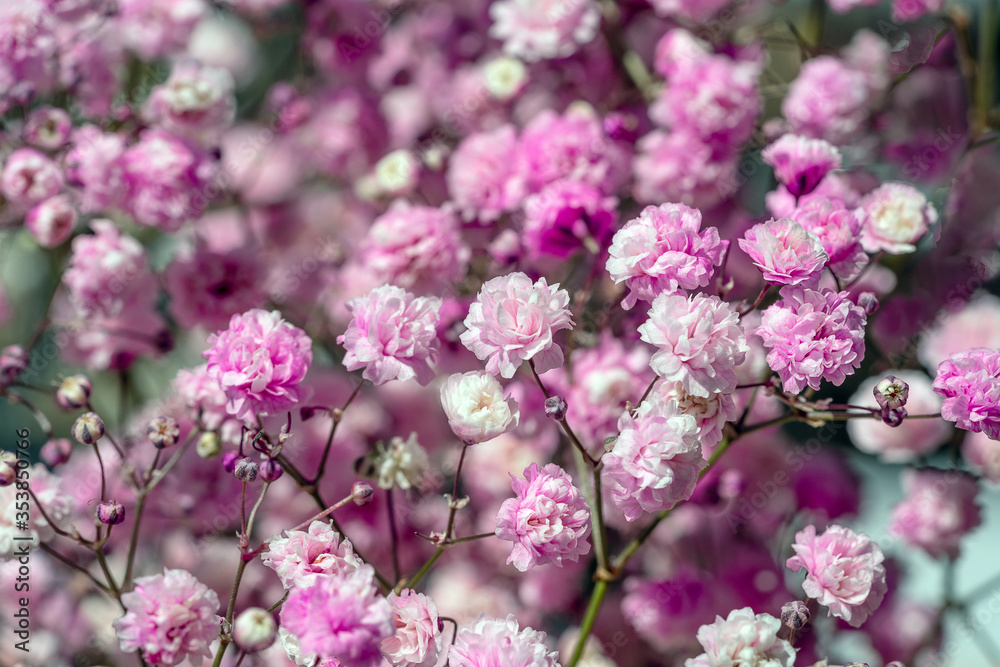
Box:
left=648, top=0, right=732, bottom=22
left=338, top=285, right=442, bottom=386
left=762, top=134, right=842, bottom=197
left=785, top=524, right=887, bottom=627
left=172, top=364, right=231, bottom=432
left=893, top=0, right=944, bottom=21
left=606, top=203, right=728, bottom=310
left=460, top=272, right=573, bottom=378
left=0, top=147, right=63, bottom=206
left=203, top=309, right=313, bottom=420
left=23, top=105, right=72, bottom=149
left=382, top=590, right=442, bottom=667
left=860, top=182, right=937, bottom=254
left=0, top=1, right=57, bottom=109
left=888, top=468, right=982, bottom=560
left=656, top=381, right=739, bottom=450
left=632, top=129, right=737, bottom=209
left=738, top=218, right=829, bottom=287
left=496, top=463, right=591, bottom=571
left=447, top=125, right=526, bottom=223
left=0, top=464, right=72, bottom=558
left=917, top=294, right=1000, bottom=370
left=790, top=197, right=868, bottom=280
left=279, top=566, right=394, bottom=667
left=782, top=56, right=869, bottom=145
left=117, top=0, right=207, bottom=60
left=262, top=520, right=363, bottom=589
left=638, top=292, right=748, bottom=397
left=755, top=287, right=867, bottom=394
left=64, top=125, right=127, bottom=213
left=112, top=568, right=221, bottom=666
left=440, top=371, right=520, bottom=444
left=63, top=219, right=149, bottom=318
left=143, top=59, right=236, bottom=145
left=933, top=348, right=1000, bottom=440
left=489, top=0, right=600, bottom=62
left=684, top=607, right=795, bottom=667
left=602, top=400, right=706, bottom=522
left=25, top=194, right=77, bottom=248
left=164, top=247, right=266, bottom=331
left=963, top=430, right=1000, bottom=484
left=450, top=614, right=560, bottom=667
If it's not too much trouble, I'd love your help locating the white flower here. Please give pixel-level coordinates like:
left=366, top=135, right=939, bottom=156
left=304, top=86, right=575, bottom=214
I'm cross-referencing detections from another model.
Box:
left=440, top=371, right=520, bottom=444
left=375, top=433, right=430, bottom=491
left=234, top=607, right=277, bottom=652
left=860, top=182, right=938, bottom=254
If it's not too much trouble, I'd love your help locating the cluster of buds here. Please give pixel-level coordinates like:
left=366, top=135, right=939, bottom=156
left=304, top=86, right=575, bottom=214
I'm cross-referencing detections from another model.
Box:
left=874, top=375, right=909, bottom=427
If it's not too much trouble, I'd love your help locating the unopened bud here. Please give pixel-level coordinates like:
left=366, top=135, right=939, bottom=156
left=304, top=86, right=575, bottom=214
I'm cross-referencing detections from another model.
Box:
left=874, top=375, right=908, bottom=411
left=882, top=406, right=907, bottom=427
left=780, top=600, right=810, bottom=630
left=40, top=438, right=72, bottom=467
left=0, top=345, right=28, bottom=385
left=96, top=499, right=125, bottom=525
left=197, top=432, right=221, bottom=458
left=147, top=416, right=180, bottom=449
left=261, top=458, right=283, bottom=482
left=222, top=450, right=241, bottom=473
left=857, top=291, right=879, bottom=315
left=482, top=56, right=528, bottom=100
left=234, top=607, right=277, bottom=652
left=72, top=412, right=105, bottom=445
left=544, top=396, right=568, bottom=421
left=56, top=374, right=92, bottom=409
left=234, top=457, right=259, bottom=482
left=352, top=481, right=374, bottom=506
left=0, top=451, right=19, bottom=486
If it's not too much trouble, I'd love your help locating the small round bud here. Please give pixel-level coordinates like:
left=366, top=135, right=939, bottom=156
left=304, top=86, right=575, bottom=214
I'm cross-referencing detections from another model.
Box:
left=544, top=396, right=568, bottom=421
left=373, top=149, right=419, bottom=195
left=233, top=607, right=277, bottom=652
left=780, top=600, right=810, bottom=630
left=261, top=458, right=283, bottom=483
left=196, top=432, right=221, bottom=458
left=874, top=375, right=909, bottom=411
left=882, top=406, right=907, bottom=428
left=96, top=499, right=125, bottom=525
left=222, top=450, right=241, bottom=473
left=857, top=291, right=879, bottom=315
left=56, top=374, right=92, bottom=410
left=352, top=481, right=374, bottom=506
left=72, top=412, right=105, bottom=445
left=147, top=416, right=180, bottom=448
left=234, top=457, right=259, bottom=482
left=0, top=345, right=29, bottom=385
left=40, top=438, right=73, bottom=467
left=0, top=451, right=19, bottom=487
left=482, top=56, right=528, bottom=101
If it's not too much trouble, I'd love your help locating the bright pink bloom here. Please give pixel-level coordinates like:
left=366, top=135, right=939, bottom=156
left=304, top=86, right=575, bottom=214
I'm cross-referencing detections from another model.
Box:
left=738, top=218, right=829, bottom=287
left=382, top=590, right=442, bottom=667
left=761, top=134, right=842, bottom=197
left=893, top=0, right=944, bottom=21
left=888, top=468, right=982, bottom=559
left=262, top=520, right=363, bottom=589
left=602, top=401, right=706, bottom=522
left=638, top=292, right=747, bottom=397
left=203, top=308, right=313, bottom=420
left=279, top=566, right=394, bottom=667
left=64, top=125, right=127, bottom=213
left=489, top=0, right=600, bottom=61
left=143, top=59, right=236, bottom=145
left=782, top=56, right=869, bottom=145
left=606, top=203, right=728, bottom=310
left=496, top=463, right=591, bottom=571
left=25, top=195, right=77, bottom=247
left=522, top=179, right=617, bottom=260
left=933, top=348, right=1000, bottom=440
left=63, top=219, right=149, bottom=318
left=653, top=28, right=711, bottom=78
left=756, top=287, right=867, bottom=394
left=338, top=285, right=441, bottom=386
left=0, top=147, right=63, bottom=206
left=450, top=614, right=560, bottom=667
left=860, top=182, right=937, bottom=254
left=117, top=0, right=207, bottom=60
left=684, top=608, right=795, bottom=667
left=0, top=2, right=57, bottom=110
left=785, top=524, right=887, bottom=627
left=632, top=129, right=737, bottom=209
left=447, top=125, right=525, bottom=223
left=790, top=197, right=868, bottom=280
left=460, top=272, right=573, bottom=378
left=112, top=568, right=221, bottom=666
left=164, top=247, right=266, bottom=331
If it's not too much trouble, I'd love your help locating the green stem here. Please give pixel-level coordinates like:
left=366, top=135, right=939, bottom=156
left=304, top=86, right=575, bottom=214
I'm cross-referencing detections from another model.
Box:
left=567, top=579, right=608, bottom=667
left=978, top=0, right=998, bottom=130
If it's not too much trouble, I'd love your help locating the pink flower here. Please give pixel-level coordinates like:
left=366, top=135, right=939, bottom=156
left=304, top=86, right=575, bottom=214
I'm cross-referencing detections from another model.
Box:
left=143, top=59, right=236, bottom=145
left=917, top=294, right=1000, bottom=370
left=450, top=614, right=560, bottom=667
left=112, top=568, right=221, bottom=666
left=262, top=520, right=363, bottom=589
left=522, top=179, right=618, bottom=260
left=0, top=464, right=72, bottom=558
left=440, top=371, right=520, bottom=445
left=496, top=463, right=591, bottom=571
left=117, top=0, right=207, bottom=60
left=64, top=125, right=127, bottom=213
left=279, top=566, right=394, bottom=667
left=893, top=0, right=944, bottom=21
left=827, top=0, right=880, bottom=11
left=165, top=247, right=266, bottom=331
left=633, top=129, right=738, bottom=209
left=0, top=2, right=57, bottom=110
left=382, top=590, right=442, bottom=667
left=785, top=524, right=888, bottom=627
left=25, top=194, right=77, bottom=248
left=203, top=309, right=313, bottom=420
left=0, top=147, right=63, bottom=206
left=63, top=219, right=149, bottom=318
left=790, top=197, right=869, bottom=280
left=460, top=272, right=573, bottom=378
left=860, top=182, right=937, bottom=254
left=447, top=125, right=526, bottom=223
left=648, top=0, right=732, bottom=21
left=684, top=607, right=795, bottom=667
left=602, top=401, right=706, bottom=522
left=172, top=364, right=231, bottom=432
left=638, top=292, right=748, bottom=397
left=656, top=381, right=739, bottom=450
left=963, top=430, right=1000, bottom=484
left=932, top=348, right=1000, bottom=439
left=782, top=56, right=869, bottom=145
left=606, top=203, right=728, bottom=310
left=755, top=287, right=867, bottom=394
left=338, top=285, right=441, bottom=386
left=761, top=134, right=842, bottom=197
left=489, top=0, right=600, bottom=61
left=24, top=105, right=72, bottom=149
left=738, top=218, right=829, bottom=288
left=888, top=468, right=982, bottom=560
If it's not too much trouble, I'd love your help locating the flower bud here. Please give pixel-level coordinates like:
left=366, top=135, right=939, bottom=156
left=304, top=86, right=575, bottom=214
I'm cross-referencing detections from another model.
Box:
left=780, top=600, right=809, bottom=630
left=261, top=458, right=283, bottom=482
left=196, top=432, right=221, bottom=458
left=147, top=416, right=180, bottom=448
left=56, top=374, right=92, bottom=410
left=234, top=457, right=259, bottom=482
left=40, top=438, right=73, bottom=467
left=374, top=149, right=419, bottom=195
left=544, top=396, right=568, bottom=421
left=97, top=499, right=126, bottom=525
left=26, top=195, right=77, bottom=248
left=222, top=450, right=241, bottom=473
left=233, top=607, right=276, bottom=652
left=857, top=291, right=879, bottom=315
left=24, top=106, right=72, bottom=149
left=482, top=56, right=528, bottom=100
left=0, top=451, right=19, bottom=487
left=874, top=375, right=909, bottom=411
left=72, top=412, right=105, bottom=445
left=0, top=345, right=28, bottom=385
left=352, top=481, right=374, bottom=506
left=882, top=406, right=907, bottom=428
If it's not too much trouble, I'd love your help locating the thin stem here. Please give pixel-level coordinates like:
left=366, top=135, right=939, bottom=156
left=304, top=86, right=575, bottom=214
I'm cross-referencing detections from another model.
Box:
left=94, top=445, right=108, bottom=501
left=123, top=494, right=147, bottom=590
left=310, top=379, right=365, bottom=485
left=267, top=591, right=289, bottom=613
left=401, top=547, right=444, bottom=593
left=445, top=532, right=496, bottom=545
left=445, top=444, right=470, bottom=540
left=38, top=543, right=111, bottom=595
left=225, top=559, right=248, bottom=625
left=634, top=377, right=659, bottom=410
left=3, top=391, right=54, bottom=439
left=387, top=488, right=401, bottom=585
left=27, top=487, right=79, bottom=541
left=245, top=482, right=271, bottom=539
left=93, top=548, right=123, bottom=605
left=739, top=285, right=770, bottom=317
left=528, top=360, right=598, bottom=467
left=567, top=579, right=608, bottom=667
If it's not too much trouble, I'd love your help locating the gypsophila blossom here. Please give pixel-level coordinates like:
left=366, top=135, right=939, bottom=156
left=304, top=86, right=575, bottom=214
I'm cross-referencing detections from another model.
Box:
left=684, top=607, right=795, bottom=667
left=785, top=524, right=887, bottom=627
left=24, top=106, right=71, bottom=148
left=963, top=430, right=1000, bottom=483
left=203, top=309, right=313, bottom=420
left=782, top=56, right=869, bottom=145
left=603, top=400, right=706, bottom=522
left=522, top=179, right=618, bottom=259
left=165, top=247, right=266, bottom=331
left=756, top=286, right=867, bottom=394
left=143, top=59, right=236, bottom=145
left=25, top=194, right=77, bottom=248
left=64, top=125, right=126, bottom=212
left=338, top=285, right=442, bottom=386
left=790, top=197, right=869, bottom=280
left=917, top=294, right=1000, bottom=370
left=893, top=0, right=944, bottom=21
left=447, top=125, right=526, bottom=223
left=489, top=0, right=600, bottom=62
left=382, top=590, right=442, bottom=667
left=374, top=432, right=430, bottom=491
left=112, top=568, right=221, bottom=666
left=279, top=565, right=393, bottom=667
left=1, top=147, right=63, bottom=206
left=632, top=128, right=737, bottom=209
left=63, top=219, right=149, bottom=318
left=639, top=292, right=748, bottom=397
left=449, top=614, right=560, bottom=667
left=234, top=608, right=277, bottom=653
left=738, top=218, right=829, bottom=288
left=648, top=0, right=732, bottom=22
left=762, top=134, right=842, bottom=197
left=262, top=520, right=363, bottom=589
left=860, top=182, right=938, bottom=254
left=656, top=381, right=739, bottom=450
left=932, top=348, right=1000, bottom=440
left=888, top=468, right=982, bottom=559
left=606, top=203, right=728, bottom=310
left=117, top=0, right=207, bottom=60
left=496, top=462, right=592, bottom=571
left=461, top=272, right=573, bottom=378
left=1, top=464, right=72, bottom=558
left=440, top=371, right=520, bottom=444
